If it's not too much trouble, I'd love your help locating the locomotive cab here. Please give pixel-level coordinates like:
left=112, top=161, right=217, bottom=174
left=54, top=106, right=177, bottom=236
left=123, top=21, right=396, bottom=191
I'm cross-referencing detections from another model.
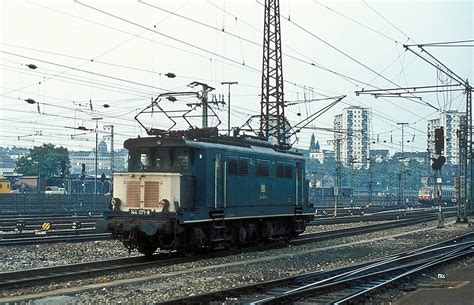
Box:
left=115, top=143, right=195, bottom=212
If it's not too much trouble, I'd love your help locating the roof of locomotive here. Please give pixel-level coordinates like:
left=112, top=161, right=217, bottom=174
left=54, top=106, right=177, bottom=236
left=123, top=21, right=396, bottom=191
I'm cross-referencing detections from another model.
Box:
left=124, top=133, right=304, bottom=160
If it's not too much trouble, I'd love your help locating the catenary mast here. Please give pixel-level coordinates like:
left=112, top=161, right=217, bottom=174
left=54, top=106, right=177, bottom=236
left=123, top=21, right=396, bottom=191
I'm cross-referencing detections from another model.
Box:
left=260, top=0, right=288, bottom=149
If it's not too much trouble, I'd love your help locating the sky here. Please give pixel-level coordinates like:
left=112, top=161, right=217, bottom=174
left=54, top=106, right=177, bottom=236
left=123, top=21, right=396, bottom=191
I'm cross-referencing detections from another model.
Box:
left=0, top=0, right=473, bottom=154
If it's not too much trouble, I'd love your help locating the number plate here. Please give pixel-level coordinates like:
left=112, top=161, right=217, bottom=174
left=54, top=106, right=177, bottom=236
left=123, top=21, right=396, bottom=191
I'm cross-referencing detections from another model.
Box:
left=129, top=209, right=151, bottom=216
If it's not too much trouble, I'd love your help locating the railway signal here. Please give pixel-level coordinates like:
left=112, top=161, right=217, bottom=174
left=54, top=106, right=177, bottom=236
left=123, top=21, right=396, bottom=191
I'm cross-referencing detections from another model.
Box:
left=434, top=127, right=444, bottom=155
left=431, top=156, right=446, bottom=171
left=80, top=163, right=86, bottom=180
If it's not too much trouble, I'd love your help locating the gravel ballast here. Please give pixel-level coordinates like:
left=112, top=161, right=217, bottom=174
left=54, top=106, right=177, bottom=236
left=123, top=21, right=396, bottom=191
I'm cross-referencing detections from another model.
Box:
left=0, top=218, right=472, bottom=304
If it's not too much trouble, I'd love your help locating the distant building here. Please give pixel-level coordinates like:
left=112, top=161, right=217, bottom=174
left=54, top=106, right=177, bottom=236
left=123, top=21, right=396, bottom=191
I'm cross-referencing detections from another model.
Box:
left=69, top=141, right=128, bottom=176
left=0, top=152, right=16, bottom=175
left=427, top=111, right=464, bottom=165
left=309, top=133, right=320, bottom=152
left=334, top=106, right=370, bottom=168
left=308, top=133, right=334, bottom=164
left=392, top=151, right=427, bottom=164
left=309, top=149, right=335, bottom=164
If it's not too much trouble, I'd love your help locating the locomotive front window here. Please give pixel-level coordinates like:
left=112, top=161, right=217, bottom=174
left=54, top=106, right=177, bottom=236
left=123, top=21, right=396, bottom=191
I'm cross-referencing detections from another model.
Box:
left=140, top=153, right=151, bottom=169
left=129, top=147, right=193, bottom=172
left=171, top=148, right=191, bottom=170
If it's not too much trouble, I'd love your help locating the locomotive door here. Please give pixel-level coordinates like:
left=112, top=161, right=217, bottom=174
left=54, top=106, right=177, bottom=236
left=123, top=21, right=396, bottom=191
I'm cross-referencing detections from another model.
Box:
left=296, top=161, right=303, bottom=206
left=214, top=154, right=225, bottom=208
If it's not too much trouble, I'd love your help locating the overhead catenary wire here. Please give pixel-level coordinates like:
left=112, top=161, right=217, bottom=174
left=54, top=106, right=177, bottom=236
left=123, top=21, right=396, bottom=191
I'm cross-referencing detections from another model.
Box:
left=313, top=0, right=401, bottom=44
left=362, top=0, right=415, bottom=44
left=0, top=0, right=460, bottom=151
left=141, top=0, right=441, bottom=122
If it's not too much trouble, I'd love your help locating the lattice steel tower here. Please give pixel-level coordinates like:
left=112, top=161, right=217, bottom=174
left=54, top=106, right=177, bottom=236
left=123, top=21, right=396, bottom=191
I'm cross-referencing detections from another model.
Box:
left=260, top=0, right=288, bottom=148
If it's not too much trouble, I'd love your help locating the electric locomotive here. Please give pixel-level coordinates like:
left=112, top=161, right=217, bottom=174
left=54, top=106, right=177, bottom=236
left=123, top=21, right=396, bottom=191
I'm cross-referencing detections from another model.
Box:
left=97, top=127, right=315, bottom=256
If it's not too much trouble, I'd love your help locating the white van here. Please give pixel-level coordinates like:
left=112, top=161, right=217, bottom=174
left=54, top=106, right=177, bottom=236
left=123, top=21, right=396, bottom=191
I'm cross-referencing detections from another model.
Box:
left=45, top=186, right=66, bottom=194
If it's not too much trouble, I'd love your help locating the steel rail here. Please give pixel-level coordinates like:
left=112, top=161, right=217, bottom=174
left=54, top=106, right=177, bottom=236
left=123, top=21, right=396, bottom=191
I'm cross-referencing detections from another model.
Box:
left=299, top=213, right=456, bottom=244
left=310, top=207, right=457, bottom=225
left=0, top=253, right=183, bottom=290
left=153, top=233, right=473, bottom=304
left=2, top=218, right=466, bottom=291
left=259, top=244, right=473, bottom=304
left=0, top=233, right=111, bottom=246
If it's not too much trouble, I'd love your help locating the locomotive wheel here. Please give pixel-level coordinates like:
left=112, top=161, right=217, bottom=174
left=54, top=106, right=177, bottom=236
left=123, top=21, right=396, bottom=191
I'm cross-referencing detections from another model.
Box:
left=255, top=238, right=265, bottom=247
left=137, top=245, right=158, bottom=257
left=181, top=247, right=195, bottom=257
left=226, top=228, right=238, bottom=251
left=226, top=236, right=238, bottom=251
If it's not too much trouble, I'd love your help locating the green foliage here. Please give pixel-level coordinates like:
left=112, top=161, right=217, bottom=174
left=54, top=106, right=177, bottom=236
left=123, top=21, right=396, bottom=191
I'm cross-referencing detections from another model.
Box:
left=15, top=144, right=70, bottom=178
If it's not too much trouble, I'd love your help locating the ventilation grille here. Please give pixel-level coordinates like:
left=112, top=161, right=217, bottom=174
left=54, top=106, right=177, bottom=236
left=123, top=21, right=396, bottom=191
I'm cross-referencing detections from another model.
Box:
left=144, top=181, right=160, bottom=208
left=126, top=181, right=141, bottom=207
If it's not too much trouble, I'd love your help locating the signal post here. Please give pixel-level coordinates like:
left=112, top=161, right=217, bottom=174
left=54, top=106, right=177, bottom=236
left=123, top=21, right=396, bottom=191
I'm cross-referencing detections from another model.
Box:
left=432, top=127, right=446, bottom=228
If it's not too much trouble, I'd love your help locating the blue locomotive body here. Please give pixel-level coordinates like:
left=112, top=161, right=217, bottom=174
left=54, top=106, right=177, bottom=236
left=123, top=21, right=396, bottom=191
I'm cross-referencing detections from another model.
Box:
left=98, top=131, right=314, bottom=255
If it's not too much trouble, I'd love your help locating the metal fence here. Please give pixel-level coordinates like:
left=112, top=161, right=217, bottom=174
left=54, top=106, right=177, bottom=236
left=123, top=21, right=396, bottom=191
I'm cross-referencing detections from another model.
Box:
left=0, top=194, right=109, bottom=214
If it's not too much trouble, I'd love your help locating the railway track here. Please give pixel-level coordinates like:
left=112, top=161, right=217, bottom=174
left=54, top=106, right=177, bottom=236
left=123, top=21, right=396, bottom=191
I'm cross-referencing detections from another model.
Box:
left=155, top=232, right=474, bottom=304
left=0, top=253, right=184, bottom=290
left=0, top=233, right=111, bottom=246
left=299, top=215, right=453, bottom=244
left=310, top=206, right=457, bottom=225
left=0, top=215, right=460, bottom=291
left=0, top=214, right=101, bottom=232
left=0, top=210, right=455, bottom=247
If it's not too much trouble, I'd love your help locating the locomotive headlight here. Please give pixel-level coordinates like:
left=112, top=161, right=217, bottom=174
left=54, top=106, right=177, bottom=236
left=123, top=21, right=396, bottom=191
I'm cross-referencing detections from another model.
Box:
left=142, top=220, right=158, bottom=236
left=96, top=220, right=108, bottom=233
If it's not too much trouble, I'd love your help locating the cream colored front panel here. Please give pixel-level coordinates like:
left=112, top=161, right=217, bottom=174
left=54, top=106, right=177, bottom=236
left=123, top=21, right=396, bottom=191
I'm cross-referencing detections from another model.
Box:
left=113, top=173, right=181, bottom=211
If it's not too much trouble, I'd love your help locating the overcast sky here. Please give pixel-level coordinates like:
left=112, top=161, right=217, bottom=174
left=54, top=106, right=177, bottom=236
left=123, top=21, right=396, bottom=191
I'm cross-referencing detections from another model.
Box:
left=1, top=0, right=472, bottom=154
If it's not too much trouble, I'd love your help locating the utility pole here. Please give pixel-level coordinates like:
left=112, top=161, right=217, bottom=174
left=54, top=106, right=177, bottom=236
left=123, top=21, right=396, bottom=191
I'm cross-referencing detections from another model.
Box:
left=221, top=81, right=238, bottom=136
left=368, top=157, right=372, bottom=206
left=188, top=81, right=215, bottom=128
left=466, top=84, right=472, bottom=216
left=104, top=125, right=114, bottom=180
left=350, top=156, right=355, bottom=210
left=321, top=173, right=325, bottom=207
left=328, top=139, right=342, bottom=217
left=397, top=122, right=408, bottom=207
left=92, top=117, right=103, bottom=195
left=457, top=116, right=468, bottom=222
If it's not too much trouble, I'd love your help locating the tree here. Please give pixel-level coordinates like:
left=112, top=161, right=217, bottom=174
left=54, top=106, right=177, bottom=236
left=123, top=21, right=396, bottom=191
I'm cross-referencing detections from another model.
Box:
left=15, top=144, right=70, bottom=178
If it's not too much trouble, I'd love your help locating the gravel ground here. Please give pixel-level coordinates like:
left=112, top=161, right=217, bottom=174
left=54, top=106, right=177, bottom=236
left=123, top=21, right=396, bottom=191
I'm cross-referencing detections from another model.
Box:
left=1, top=217, right=472, bottom=304
left=0, top=220, right=385, bottom=272
left=0, top=240, right=133, bottom=272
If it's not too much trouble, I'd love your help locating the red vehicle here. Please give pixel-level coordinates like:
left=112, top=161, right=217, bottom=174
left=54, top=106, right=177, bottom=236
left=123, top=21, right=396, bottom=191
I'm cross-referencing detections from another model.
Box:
left=417, top=186, right=457, bottom=206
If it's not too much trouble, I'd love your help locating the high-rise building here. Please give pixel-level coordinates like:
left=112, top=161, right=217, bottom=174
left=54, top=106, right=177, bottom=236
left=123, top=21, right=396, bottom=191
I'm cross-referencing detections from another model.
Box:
left=427, top=110, right=465, bottom=165
left=334, top=106, right=370, bottom=168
